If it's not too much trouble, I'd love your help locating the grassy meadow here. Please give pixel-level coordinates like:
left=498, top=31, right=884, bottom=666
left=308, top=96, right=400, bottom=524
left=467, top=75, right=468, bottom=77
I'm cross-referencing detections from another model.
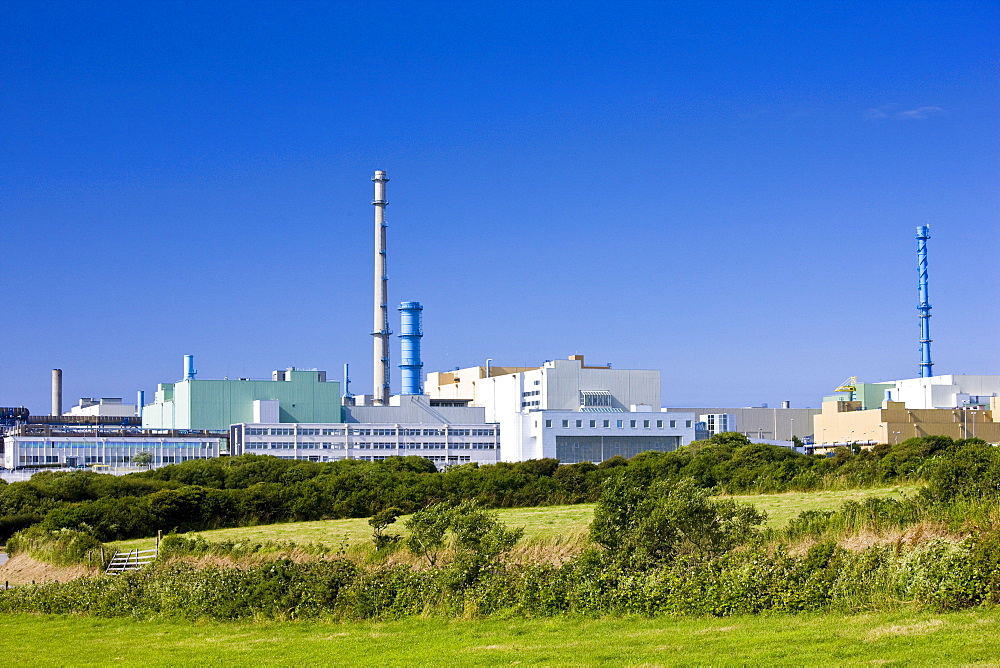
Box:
left=3, top=608, right=996, bottom=666
left=110, top=485, right=917, bottom=553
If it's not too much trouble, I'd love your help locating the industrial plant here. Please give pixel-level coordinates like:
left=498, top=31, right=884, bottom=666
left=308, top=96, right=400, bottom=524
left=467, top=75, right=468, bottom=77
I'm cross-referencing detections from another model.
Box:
left=1, top=174, right=997, bottom=473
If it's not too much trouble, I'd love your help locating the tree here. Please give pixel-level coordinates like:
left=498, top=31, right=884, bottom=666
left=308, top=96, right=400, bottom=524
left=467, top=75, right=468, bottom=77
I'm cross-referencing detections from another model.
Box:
left=404, top=500, right=523, bottom=573
left=369, top=506, right=403, bottom=550
left=133, top=451, right=153, bottom=469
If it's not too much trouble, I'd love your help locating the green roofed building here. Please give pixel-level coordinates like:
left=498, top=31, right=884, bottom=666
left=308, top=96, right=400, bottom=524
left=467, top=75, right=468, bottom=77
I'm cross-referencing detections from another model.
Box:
left=142, top=367, right=342, bottom=432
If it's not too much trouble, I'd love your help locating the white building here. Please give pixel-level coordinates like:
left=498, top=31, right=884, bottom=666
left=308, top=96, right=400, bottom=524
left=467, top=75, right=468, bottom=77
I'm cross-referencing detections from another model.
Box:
left=890, top=375, right=1000, bottom=410
left=230, top=394, right=499, bottom=467
left=700, top=413, right=736, bottom=437
left=65, top=398, right=137, bottom=418
left=428, top=355, right=695, bottom=462
left=2, top=424, right=222, bottom=469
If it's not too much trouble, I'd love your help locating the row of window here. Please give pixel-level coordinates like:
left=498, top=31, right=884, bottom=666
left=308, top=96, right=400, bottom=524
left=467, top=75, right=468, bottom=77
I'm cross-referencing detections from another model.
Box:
left=243, top=442, right=496, bottom=452
left=245, top=427, right=493, bottom=437
left=17, top=455, right=209, bottom=464
left=546, top=419, right=693, bottom=429
left=14, top=441, right=215, bottom=449
left=522, top=391, right=540, bottom=397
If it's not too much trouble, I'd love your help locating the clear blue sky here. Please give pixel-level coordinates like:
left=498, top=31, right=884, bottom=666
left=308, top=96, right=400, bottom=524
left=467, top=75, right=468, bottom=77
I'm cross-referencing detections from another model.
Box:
left=2, top=1, right=997, bottom=414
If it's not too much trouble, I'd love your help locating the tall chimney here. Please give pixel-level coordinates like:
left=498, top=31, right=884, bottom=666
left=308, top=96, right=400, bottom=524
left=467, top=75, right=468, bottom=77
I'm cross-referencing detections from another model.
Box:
left=372, top=170, right=391, bottom=405
left=51, top=369, right=62, bottom=416
left=916, top=226, right=933, bottom=378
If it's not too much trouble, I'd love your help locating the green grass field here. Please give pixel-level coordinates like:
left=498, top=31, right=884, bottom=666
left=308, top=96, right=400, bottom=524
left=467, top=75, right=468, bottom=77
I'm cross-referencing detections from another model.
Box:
left=111, top=485, right=917, bottom=552
left=1, top=608, right=995, bottom=665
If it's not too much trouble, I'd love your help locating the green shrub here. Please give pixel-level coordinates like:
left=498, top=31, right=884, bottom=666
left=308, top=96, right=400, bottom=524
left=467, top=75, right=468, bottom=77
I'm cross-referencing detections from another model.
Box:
left=7, top=525, right=103, bottom=566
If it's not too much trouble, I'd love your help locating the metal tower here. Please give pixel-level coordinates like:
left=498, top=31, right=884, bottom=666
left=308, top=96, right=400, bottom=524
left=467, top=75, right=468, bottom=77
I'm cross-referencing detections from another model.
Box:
left=916, top=225, right=933, bottom=378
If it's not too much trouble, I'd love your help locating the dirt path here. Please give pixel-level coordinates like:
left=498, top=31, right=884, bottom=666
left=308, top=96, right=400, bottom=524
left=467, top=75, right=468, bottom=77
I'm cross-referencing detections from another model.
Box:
left=0, top=554, right=97, bottom=585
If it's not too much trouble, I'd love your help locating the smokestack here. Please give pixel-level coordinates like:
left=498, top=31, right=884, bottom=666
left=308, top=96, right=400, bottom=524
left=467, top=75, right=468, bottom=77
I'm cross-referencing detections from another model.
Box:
left=372, top=170, right=391, bottom=405
left=184, top=354, right=197, bottom=380
left=916, top=226, right=933, bottom=378
left=398, top=301, right=424, bottom=395
left=51, top=369, right=62, bottom=416
left=137, top=390, right=145, bottom=418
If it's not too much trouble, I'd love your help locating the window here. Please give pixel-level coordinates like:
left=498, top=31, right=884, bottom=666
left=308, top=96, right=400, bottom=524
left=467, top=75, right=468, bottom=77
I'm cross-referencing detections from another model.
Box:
left=247, top=428, right=267, bottom=436
left=562, top=420, right=569, bottom=428
left=545, top=420, right=552, bottom=428
left=630, top=420, right=636, bottom=428
left=579, top=390, right=613, bottom=408
left=603, top=420, right=610, bottom=428
left=617, top=420, right=624, bottom=428
left=350, top=428, right=371, bottom=436
left=575, top=420, right=582, bottom=428
left=271, top=428, right=293, bottom=436
left=533, top=380, right=540, bottom=386
left=643, top=420, right=650, bottom=428
left=656, top=420, right=663, bottom=428
left=589, top=420, right=596, bottom=428
left=669, top=420, right=676, bottom=428
left=686, top=420, right=692, bottom=428
left=471, top=429, right=494, bottom=436
left=423, top=429, right=443, bottom=436
left=298, top=428, right=319, bottom=436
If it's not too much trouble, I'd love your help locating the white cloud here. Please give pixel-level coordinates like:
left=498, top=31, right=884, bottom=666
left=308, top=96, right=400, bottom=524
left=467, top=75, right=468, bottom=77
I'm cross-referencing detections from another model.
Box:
left=897, top=106, right=945, bottom=119
left=865, top=104, right=946, bottom=120
left=864, top=105, right=893, bottom=119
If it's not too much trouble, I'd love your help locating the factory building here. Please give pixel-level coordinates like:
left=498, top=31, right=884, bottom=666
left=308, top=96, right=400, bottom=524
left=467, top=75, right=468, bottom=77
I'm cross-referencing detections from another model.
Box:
left=888, top=375, right=1000, bottom=410
left=812, top=397, right=1000, bottom=449
left=142, top=362, right=342, bottom=432
left=428, top=355, right=695, bottom=463
left=64, top=397, right=137, bottom=418
left=230, top=394, right=499, bottom=466
left=664, top=406, right=822, bottom=442
left=2, top=419, right=223, bottom=469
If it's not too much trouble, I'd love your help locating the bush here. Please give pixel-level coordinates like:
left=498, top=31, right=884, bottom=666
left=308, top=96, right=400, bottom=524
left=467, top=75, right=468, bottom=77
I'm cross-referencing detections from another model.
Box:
left=7, top=525, right=103, bottom=566
left=589, top=475, right=766, bottom=571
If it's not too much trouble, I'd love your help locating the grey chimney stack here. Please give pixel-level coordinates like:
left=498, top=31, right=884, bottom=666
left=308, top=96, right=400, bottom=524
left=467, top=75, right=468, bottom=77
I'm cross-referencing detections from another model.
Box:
left=372, top=170, right=391, bottom=405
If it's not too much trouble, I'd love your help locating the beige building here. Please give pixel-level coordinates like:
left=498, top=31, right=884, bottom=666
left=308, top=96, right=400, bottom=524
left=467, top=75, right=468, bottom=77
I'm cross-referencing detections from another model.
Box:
left=813, top=397, right=1000, bottom=451
left=427, top=365, right=539, bottom=403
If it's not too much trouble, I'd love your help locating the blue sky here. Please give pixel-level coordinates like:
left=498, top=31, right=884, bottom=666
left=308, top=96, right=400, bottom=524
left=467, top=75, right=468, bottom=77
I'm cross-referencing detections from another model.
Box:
left=2, top=1, right=997, bottom=415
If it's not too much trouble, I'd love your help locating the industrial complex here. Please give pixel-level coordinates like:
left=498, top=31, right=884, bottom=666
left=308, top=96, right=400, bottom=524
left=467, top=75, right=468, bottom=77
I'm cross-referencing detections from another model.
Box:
left=2, top=174, right=997, bottom=471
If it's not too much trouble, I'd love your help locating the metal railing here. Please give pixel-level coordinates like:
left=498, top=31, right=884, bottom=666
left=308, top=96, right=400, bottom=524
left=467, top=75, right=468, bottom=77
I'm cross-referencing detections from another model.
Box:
left=105, top=547, right=157, bottom=573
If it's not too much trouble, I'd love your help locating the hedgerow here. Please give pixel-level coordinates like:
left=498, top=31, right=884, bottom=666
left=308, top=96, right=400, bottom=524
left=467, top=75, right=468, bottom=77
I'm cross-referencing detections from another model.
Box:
left=0, top=434, right=993, bottom=544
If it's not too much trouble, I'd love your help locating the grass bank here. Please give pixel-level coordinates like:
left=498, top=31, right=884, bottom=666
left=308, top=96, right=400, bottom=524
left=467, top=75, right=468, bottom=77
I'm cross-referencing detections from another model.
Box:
left=1, top=608, right=995, bottom=665
left=110, top=485, right=917, bottom=553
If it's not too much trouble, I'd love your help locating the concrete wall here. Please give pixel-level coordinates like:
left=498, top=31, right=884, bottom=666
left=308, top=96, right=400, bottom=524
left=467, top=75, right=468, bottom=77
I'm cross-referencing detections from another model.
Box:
left=665, top=407, right=821, bottom=441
